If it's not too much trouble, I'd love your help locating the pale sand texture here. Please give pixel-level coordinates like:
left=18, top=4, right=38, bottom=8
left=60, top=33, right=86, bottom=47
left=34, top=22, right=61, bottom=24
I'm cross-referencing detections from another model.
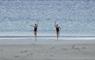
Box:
left=0, top=43, right=95, bottom=60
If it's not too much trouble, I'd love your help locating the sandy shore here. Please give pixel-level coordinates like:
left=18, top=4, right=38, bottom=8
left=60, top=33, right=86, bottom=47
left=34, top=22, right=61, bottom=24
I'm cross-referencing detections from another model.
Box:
left=0, top=43, right=95, bottom=60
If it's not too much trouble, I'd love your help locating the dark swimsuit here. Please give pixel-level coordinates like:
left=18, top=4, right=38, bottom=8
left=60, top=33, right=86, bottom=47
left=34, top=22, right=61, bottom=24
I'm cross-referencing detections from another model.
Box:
left=56, top=27, right=60, bottom=34
left=34, top=27, right=37, bottom=32
left=34, top=25, right=38, bottom=35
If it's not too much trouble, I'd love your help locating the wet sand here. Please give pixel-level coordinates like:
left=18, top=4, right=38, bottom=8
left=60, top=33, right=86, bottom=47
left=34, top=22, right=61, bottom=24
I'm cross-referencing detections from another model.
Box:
left=0, top=42, right=95, bottom=60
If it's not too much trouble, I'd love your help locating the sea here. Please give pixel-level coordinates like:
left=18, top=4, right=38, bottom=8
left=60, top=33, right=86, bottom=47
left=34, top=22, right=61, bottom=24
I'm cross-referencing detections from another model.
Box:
left=0, top=32, right=95, bottom=45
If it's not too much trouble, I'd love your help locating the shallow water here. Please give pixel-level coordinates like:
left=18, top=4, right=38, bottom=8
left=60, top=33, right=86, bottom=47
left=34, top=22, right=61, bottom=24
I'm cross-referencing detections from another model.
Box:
left=0, top=36, right=95, bottom=44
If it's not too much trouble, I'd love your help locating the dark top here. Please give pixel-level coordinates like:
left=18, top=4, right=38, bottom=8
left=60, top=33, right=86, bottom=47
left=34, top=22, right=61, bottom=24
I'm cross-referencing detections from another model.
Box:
left=34, top=25, right=38, bottom=32
left=56, top=27, right=60, bottom=32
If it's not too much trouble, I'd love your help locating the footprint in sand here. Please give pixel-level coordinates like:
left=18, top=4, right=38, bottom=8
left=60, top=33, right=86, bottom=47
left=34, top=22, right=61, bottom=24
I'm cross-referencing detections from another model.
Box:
left=72, top=45, right=87, bottom=51
left=72, top=45, right=81, bottom=51
left=50, top=47, right=55, bottom=49
left=20, top=50, right=28, bottom=53
left=81, top=46, right=87, bottom=49
left=19, top=50, right=34, bottom=57
left=50, top=54, right=54, bottom=57
left=14, top=55, right=20, bottom=58
left=26, top=53, right=33, bottom=56
left=60, top=47, right=68, bottom=51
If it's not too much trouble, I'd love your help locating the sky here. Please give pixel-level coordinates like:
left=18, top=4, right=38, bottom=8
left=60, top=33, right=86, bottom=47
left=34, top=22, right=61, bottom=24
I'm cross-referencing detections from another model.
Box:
left=0, top=0, right=95, bottom=35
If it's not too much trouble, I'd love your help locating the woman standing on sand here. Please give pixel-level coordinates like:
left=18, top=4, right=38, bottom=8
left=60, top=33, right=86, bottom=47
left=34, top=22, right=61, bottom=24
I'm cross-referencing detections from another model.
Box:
left=31, top=24, right=38, bottom=41
left=34, top=24, right=38, bottom=39
left=54, top=22, right=61, bottom=40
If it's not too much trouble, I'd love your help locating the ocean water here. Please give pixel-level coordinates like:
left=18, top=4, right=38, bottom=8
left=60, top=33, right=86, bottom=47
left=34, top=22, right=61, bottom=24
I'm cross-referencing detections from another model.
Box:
left=0, top=0, right=95, bottom=44
left=0, top=36, right=95, bottom=44
left=0, top=0, right=95, bottom=35
left=0, top=32, right=94, bottom=44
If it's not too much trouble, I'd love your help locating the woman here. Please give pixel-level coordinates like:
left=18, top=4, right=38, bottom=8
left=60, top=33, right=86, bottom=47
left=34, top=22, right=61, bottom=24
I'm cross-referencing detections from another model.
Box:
left=34, top=24, right=38, bottom=38
left=54, top=23, right=61, bottom=40
left=31, top=24, right=38, bottom=41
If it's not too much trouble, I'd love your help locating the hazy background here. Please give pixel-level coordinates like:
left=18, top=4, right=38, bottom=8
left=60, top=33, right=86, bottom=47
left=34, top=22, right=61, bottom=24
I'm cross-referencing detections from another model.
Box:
left=0, top=0, right=95, bottom=36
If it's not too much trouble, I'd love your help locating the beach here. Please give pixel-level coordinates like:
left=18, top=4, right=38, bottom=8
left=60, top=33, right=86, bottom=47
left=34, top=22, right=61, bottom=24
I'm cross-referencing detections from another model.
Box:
left=0, top=39, right=95, bottom=60
left=0, top=0, right=95, bottom=59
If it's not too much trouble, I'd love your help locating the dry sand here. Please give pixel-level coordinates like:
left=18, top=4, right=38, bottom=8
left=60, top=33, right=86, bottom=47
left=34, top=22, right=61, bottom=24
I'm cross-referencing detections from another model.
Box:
left=0, top=43, right=95, bottom=60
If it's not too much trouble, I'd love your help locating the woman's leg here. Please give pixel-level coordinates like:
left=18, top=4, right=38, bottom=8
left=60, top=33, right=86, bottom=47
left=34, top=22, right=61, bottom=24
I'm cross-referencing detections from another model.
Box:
left=34, top=31, right=37, bottom=41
